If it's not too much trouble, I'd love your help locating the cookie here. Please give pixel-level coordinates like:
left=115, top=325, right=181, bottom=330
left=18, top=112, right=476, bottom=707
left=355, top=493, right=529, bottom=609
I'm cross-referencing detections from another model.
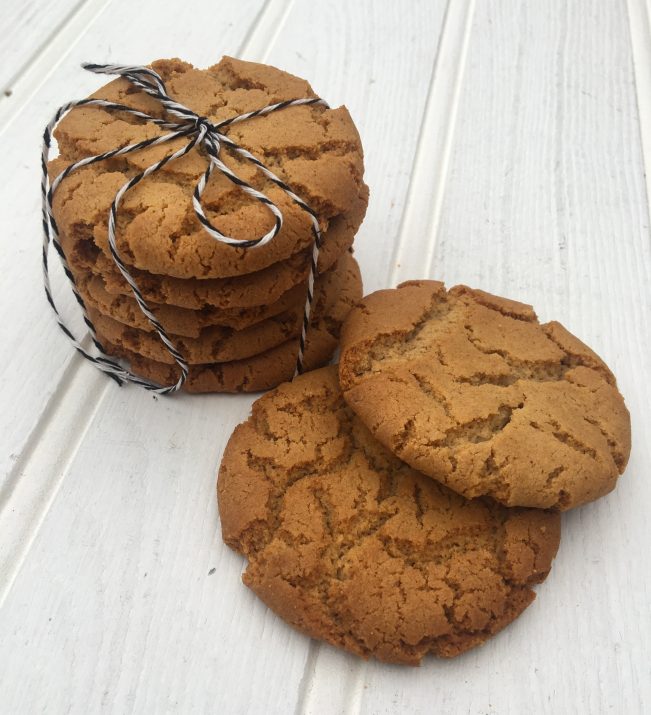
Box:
left=98, top=268, right=359, bottom=392
left=217, top=366, right=561, bottom=665
left=89, top=253, right=361, bottom=364
left=101, top=324, right=335, bottom=394
left=79, top=251, right=357, bottom=338
left=63, top=209, right=358, bottom=310
left=338, top=281, right=631, bottom=511
left=50, top=56, right=368, bottom=279
left=79, top=271, right=304, bottom=336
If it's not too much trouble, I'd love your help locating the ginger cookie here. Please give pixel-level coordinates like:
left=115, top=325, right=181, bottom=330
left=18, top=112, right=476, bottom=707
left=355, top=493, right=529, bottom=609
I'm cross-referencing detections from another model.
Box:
left=101, top=325, right=335, bottom=393
left=217, top=366, right=561, bottom=665
left=89, top=253, right=361, bottom=364
left=98, top=269, right=360, bottom=392
left=63, top=209, right=358, bottom=310
left=338, top=281, right=631, bottom=511
left=49, top=56, right=368, bottom=279
left=79, top=251, right=357, bottom=338
left=79, top=271, right=304, bottom=336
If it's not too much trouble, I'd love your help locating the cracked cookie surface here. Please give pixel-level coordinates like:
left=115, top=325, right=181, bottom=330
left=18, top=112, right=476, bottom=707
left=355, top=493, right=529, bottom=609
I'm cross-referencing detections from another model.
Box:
left=50, top=56, right=368, bottom=279
left=218, top=366, right=560, bottom=665
left=338, top=281, right=631, bottom=511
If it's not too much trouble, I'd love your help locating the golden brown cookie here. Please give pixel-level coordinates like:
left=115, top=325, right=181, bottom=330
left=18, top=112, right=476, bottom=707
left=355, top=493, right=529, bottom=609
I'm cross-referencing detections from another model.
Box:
left=217, top=366, right=561, bottom=665
left=98, top=267, right=359, bottom=392
left=89, top=253, right=361, bottom=364
left=338, top=281, right=631, bottom=511
left=79, top=270, right=302, bottom=335
left=100, top=325, right=334, bottom=394
left=63, top=209, right=358, bottom=310
left=79, top=251, right=357, bottom=337
left=50, top=56, right=368, bottom=279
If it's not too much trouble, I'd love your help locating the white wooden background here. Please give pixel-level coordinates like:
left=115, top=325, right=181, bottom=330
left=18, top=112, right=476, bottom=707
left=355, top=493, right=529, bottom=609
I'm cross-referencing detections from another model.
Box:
left=0, top=0, right=649, bottom=712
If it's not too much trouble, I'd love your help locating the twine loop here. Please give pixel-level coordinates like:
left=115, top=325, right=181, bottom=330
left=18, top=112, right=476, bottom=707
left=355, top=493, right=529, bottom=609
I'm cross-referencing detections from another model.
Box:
left=41, top=62, right=329, bottom=394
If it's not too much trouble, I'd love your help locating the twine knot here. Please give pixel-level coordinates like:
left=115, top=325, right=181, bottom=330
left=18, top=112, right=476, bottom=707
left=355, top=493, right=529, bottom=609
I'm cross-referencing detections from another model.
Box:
left=193, top=115, right=213, bottom=132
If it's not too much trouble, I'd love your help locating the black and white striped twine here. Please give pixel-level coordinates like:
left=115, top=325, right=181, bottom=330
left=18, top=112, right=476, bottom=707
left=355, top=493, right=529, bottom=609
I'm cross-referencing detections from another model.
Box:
left=42, top=62, right=328, bottom=394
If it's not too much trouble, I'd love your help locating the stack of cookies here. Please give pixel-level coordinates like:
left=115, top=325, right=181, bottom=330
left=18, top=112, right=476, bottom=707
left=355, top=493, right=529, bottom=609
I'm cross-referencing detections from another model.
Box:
left=218, top=281, right=631, bottom=665
left=49, top=57, right=368, bottom=392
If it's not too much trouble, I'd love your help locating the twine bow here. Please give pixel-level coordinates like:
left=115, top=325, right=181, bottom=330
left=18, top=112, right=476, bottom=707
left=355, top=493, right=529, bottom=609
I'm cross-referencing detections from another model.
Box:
left=41, top=62, right=329, bottom=394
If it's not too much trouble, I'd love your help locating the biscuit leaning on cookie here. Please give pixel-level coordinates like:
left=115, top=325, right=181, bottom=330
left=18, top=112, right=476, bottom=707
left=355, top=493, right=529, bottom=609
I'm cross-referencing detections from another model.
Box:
left=218, top=366, right=561, bottom=665
left=338, top=280, right=631, bottom=511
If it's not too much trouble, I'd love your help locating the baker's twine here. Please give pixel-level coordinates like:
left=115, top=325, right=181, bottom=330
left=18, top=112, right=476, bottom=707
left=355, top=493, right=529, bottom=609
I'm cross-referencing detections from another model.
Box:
left=41, top=62, right=329, bottom=394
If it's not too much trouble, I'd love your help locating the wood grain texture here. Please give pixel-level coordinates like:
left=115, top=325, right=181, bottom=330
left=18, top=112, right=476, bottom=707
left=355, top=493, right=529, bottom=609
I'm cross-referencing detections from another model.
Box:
left=628, top=0, right=651, bottom=230
left=1, top=0, right=650, bottom=712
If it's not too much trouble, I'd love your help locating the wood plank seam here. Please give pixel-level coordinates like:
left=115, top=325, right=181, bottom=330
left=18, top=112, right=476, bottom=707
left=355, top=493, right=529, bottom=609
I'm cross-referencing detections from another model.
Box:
left=240, top=0, right=297, bottom=63
left=293, top=642, right=319, bottom=715
left=0, top=368, right=111, bottom=610
left=390, top=0, right=477, bottom=285
left=627, top=0, right=651, bottom=231
left=0, top=351, right=85, bottom=512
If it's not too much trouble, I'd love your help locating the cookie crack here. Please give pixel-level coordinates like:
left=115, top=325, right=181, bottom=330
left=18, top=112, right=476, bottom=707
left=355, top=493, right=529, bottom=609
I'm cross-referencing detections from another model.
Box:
left=529, top=420, right=598, bottom=461
left=261, top=141, right=361, bottom=162
left=543, top=467, right=569, bottom=508
left=424, top=404, right=520, bottom=451
left=541, top=324, right=615, bottom=386
left=583, top=415, right=625, bottom=470
left=464, top=294, right=535, bottom=323
left=476, top=449, right=512, bottom=502
left=411, top=371, right=456, bottom=423
left=463, top=323, right=571, bottom=383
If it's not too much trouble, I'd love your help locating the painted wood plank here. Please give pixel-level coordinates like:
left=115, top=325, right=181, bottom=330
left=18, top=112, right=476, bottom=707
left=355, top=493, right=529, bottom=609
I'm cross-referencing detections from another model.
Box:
left=356, top=1, right=651, bottom=713
left=0, top=0, right=450, bottom=712
left=0, top=0, right=92, bottom=94
left=257, top=0, right=451, bottom=297
left=0, top=0, right=114, bottom=128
